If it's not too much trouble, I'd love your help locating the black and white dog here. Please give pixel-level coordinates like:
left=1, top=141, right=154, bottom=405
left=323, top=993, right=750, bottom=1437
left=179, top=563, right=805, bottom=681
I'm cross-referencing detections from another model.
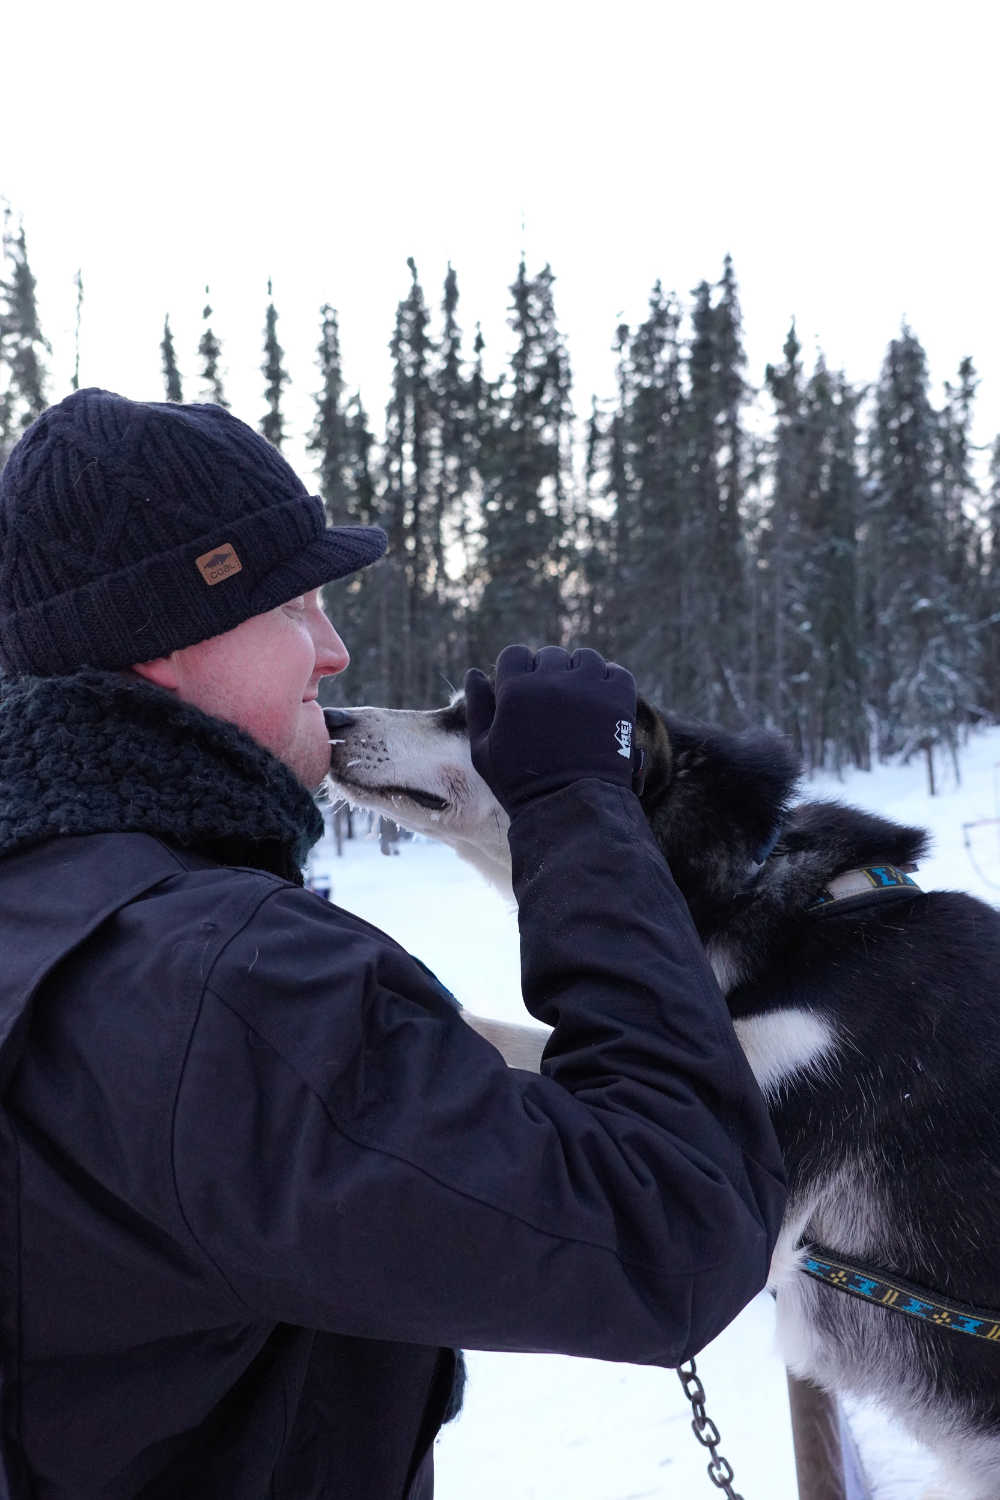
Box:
left=326, top=695, right=1000, bottom=1498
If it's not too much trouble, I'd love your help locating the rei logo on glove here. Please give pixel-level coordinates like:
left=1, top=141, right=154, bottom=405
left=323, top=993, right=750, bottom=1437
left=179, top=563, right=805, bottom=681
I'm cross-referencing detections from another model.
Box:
left=614, top=719, right=633, bottom=759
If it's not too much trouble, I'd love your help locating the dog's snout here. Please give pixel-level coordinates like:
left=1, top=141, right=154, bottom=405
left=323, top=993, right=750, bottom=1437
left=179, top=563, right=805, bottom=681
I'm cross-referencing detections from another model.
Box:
left=324, top=708, right=357, bottom=732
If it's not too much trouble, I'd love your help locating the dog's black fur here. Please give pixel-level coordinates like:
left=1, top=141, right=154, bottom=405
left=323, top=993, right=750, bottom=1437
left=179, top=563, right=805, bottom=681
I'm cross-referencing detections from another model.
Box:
left=327, top=692, right=1000, bottom=1488
left=633, top=699, right=1000, bottom=1488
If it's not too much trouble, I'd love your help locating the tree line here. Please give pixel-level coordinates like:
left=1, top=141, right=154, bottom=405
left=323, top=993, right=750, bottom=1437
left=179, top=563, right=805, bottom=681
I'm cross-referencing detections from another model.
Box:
left=3, top=210, right=999, bottom=785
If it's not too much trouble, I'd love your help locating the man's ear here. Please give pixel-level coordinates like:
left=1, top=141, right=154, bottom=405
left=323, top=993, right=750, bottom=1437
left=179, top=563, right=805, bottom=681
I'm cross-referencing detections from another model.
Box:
left=131, top=657, right=180, bottom=690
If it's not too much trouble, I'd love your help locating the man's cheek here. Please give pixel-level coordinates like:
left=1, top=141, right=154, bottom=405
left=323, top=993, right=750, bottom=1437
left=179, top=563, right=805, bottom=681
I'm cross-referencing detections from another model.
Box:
left=242, top=694, right=298, bottom=758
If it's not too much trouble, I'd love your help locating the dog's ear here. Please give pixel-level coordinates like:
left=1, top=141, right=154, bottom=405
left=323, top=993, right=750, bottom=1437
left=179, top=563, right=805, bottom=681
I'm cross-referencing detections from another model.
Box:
left=637, top=708, right=800, bottom=915
left=777, top=801, right=929, bottom=871
left=636, top=696, right=672, bottom=801
left=438, top=693, right=469, bottom=733
left=665, top=715, right=799, bottom=862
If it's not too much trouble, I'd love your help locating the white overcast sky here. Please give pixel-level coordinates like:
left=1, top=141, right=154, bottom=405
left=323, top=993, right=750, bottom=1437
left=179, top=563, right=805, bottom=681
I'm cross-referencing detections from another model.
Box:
left=3, top=0, right=998, bottom=481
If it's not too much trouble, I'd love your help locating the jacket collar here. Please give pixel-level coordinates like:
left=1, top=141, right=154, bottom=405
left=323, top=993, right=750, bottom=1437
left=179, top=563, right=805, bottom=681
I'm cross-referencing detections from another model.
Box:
left=0, top=669, right=324, bottom=879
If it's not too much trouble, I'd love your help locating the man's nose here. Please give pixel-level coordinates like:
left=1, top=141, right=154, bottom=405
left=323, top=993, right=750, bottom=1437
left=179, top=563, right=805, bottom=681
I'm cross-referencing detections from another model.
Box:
left=314, top=620, right=350, bottom=676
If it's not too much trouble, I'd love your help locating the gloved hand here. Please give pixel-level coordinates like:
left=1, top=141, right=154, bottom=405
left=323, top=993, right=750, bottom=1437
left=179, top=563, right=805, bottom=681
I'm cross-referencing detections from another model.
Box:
left=464, top=645, right=640, bottom=816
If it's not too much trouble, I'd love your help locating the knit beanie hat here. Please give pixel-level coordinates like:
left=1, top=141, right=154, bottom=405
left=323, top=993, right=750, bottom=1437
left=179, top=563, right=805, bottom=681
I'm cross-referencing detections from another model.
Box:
left=0, top=388, right=387, bottom=675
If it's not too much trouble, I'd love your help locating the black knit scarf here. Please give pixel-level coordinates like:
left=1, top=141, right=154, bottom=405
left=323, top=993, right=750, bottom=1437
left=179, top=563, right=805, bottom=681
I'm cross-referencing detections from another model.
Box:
left=0, top=670, right=325, bottom=882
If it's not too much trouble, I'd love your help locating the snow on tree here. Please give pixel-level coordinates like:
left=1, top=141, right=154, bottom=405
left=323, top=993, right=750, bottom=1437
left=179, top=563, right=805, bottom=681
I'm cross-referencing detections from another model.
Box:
left=864, top=328, right=981, bottom=790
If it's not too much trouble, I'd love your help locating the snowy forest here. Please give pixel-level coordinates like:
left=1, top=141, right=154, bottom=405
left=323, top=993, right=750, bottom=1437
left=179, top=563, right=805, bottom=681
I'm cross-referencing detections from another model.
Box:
left=2, top=216, right=999, bottom=784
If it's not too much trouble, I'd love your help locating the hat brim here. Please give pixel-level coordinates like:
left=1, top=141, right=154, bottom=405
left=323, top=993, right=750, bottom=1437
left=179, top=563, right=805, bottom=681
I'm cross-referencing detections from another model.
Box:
left=249, top=525, right=387, bottom=614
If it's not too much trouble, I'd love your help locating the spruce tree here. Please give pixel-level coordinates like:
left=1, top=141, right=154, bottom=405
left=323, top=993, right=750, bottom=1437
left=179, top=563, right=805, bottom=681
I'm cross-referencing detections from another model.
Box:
left=681, top=262, right=750, bottom=724
left=380, top=258, right=437, bottom=706
left=466, top=322, right=499, bottom=534
left=198, top=288, right=228, bottom=407
left=343, top=395, right=378, bottom=524
left=573, top=390, right=617, bottom=656
left=71, top=269, right=83, bottom=392
left=714, top=255, right=747, bottom=604
left=0, top=215, right=50, bottom=466
left=308, top=305, right=352, bottom=522
left=864, top=327, right=980, bottom=785
left=761, top=322, right=809, bottom=732
left=431, top=265, right=478, bottom=681
left=581, top=289, right=687, bottom=692
left=306, top=303, right=388, bottom=708
left=805, top=363, right=868, bottom=768
left=260, top=280, right=289, bottom=448
left=939, top=357, right=979, bottom=599
left=764, top=329, right=866, bottom=766
left=620, top=286, right=686, bottom=698
left=763, top=322, right=805, bottom=735
left=468, top=322, right=495, bottom=455
left=475, top=261, right=570, bottom=667
left=583, top=393, right=603, bottom=497
left=433, top=266, right=469, bottom=560
left=160, top=316, right=183, bottom=402
left=461, top=319, right=501, bottom=632
left=982, top=437, right=1000, bottom=720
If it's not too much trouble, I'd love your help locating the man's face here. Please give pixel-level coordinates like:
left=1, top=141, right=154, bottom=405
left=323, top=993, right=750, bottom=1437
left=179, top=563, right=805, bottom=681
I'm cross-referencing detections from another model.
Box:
left=132, top=590, right=348, bottom=789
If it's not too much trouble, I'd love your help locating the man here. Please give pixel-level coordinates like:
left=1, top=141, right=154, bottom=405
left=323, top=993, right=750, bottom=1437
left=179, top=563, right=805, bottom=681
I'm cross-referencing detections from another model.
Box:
left=0, top=388, right=785, bottom=1499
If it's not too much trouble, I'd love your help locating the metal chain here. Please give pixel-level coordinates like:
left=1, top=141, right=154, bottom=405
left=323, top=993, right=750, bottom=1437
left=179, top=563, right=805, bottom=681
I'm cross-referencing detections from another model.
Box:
left=675, top=1358, right=745, bottom=1500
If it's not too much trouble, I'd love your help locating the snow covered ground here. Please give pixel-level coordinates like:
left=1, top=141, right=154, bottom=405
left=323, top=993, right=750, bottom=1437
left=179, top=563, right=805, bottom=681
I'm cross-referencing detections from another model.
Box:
left=305, top=726, right=1000, bottom=1500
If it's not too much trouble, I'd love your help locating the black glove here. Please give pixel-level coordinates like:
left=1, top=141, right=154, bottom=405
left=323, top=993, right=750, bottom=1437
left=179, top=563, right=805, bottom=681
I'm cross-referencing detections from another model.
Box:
left=464, top=645, right=640, bottom=816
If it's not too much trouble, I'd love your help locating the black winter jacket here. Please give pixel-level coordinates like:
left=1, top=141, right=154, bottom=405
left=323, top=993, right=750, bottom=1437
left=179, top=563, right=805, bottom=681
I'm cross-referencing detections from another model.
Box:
left=0, top=680, right=785, bottom=1499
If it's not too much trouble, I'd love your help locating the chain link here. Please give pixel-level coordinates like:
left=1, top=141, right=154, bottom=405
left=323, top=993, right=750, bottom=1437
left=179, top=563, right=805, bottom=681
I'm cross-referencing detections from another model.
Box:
left=675, top=1358, right=745, bottom=1500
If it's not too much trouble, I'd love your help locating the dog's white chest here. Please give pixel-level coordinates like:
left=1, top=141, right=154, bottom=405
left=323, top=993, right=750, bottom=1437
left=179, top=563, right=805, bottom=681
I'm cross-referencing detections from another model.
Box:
left=733, top=1008, right=836, bottom=1104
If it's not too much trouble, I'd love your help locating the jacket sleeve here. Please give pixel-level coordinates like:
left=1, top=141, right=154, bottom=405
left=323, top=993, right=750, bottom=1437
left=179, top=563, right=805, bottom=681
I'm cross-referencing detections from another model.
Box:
left=173, top=781, right=785, bottom=1367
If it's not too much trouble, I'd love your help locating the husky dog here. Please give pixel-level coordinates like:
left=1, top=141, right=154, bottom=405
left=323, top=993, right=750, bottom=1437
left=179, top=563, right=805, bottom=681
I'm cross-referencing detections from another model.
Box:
left=326, top=696, right=1000, bottom=1498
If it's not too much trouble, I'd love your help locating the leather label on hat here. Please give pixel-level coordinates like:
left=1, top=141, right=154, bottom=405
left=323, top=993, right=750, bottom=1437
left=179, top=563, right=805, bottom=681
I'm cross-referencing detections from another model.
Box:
left=196, top=544, right=243, bottom=585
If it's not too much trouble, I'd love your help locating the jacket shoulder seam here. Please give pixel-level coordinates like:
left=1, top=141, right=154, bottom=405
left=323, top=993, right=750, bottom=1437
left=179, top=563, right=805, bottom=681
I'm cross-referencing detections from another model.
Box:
left=164, top=883, right=301, bottom=1316
left=196, top=982, right=752, bottom=1282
